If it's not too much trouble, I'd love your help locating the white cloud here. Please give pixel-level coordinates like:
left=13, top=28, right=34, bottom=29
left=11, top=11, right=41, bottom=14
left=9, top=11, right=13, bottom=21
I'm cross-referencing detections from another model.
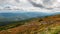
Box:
left=0, top=0, right=60, bottom=13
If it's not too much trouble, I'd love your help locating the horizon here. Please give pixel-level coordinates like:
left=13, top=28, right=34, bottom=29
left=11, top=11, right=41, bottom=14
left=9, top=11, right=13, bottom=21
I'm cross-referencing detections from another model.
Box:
left=0, top=10, right=59, bottom=13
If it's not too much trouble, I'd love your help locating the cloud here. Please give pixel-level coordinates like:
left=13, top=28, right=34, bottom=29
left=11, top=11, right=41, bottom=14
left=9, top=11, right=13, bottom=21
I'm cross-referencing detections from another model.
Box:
left=0, top=0, right=60, bottom=13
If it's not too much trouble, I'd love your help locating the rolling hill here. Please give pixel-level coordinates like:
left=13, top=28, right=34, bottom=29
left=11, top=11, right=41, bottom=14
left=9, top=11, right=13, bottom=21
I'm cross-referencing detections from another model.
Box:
left=0, top=14, right=60, bottom=34
left=0, top=12, right=50, bottom=22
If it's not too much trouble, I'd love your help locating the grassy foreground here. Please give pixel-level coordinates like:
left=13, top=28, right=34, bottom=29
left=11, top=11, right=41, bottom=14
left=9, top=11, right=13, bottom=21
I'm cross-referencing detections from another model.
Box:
left=0, top=14, right=60, bottom=34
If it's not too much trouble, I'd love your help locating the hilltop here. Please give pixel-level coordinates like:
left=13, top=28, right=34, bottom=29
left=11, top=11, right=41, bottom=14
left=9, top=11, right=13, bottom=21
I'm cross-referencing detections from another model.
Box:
left=0, top=14, right=60, bottom=34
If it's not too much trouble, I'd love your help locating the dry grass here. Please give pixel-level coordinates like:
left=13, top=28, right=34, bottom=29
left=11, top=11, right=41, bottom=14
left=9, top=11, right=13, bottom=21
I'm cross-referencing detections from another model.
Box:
left=0, top=14, right=60, bottom=34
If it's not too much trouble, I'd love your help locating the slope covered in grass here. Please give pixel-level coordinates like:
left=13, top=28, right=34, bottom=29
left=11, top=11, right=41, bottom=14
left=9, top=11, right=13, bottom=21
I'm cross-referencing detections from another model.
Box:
left=0, top=14, right=60, bottom=34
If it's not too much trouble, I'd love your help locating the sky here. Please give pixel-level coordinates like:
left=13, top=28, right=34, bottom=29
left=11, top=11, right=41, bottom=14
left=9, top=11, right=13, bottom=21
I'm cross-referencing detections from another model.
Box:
left=0, top=0, right=60, bottom=13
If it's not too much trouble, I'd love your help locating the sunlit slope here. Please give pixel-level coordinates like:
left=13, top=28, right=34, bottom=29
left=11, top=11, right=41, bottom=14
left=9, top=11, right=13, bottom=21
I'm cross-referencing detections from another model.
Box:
left=0, top=14, right=60, bottom=34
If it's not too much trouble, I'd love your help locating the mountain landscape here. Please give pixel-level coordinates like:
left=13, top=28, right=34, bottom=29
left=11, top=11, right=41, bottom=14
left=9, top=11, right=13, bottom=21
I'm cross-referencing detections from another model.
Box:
left=0, top=12, right=53, bottom=26
left=0, top=13, right=60, bottom=34
left=0, top=12, right=55, bottom=22
left=0, top=0, right=60, bottom=34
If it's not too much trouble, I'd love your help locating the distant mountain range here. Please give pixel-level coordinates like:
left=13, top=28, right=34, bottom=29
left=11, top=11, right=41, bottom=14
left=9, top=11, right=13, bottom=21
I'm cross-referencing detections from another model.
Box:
left=0, top=12, right=60, bottom=26
left=0, top=12, right=53, bottom=22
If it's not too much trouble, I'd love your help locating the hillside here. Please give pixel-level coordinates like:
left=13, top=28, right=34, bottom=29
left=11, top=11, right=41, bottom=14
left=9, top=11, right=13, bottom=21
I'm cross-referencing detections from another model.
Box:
left=0, top=14, right=60, bottom=34
left=0, top=12, right=50, bottom=22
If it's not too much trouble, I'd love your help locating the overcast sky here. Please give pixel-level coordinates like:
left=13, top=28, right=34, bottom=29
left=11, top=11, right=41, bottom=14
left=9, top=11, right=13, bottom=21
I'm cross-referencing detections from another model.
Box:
left=0, top=0, right=60, bottom=13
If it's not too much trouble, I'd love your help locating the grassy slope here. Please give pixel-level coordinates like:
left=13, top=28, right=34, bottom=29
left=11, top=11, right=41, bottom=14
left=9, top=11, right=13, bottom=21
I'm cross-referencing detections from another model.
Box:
left=0, top=14, right=60, bottom=34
